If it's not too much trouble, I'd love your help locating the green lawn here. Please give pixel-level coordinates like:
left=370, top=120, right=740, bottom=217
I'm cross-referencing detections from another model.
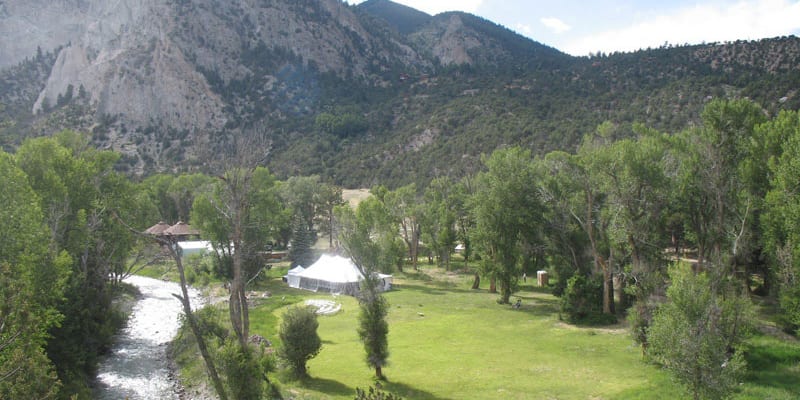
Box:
left=168, top=263, right=799, bottom=399
left=252, top=267, right=687, bottom=400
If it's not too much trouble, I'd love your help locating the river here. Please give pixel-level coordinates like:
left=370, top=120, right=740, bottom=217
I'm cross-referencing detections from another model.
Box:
left=94, top=275, right=203, bottom=399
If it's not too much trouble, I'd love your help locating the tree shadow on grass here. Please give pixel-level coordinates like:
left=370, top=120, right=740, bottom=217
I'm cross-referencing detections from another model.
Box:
left=516, top=284, right=555, bottom=295
left=295, top=376, right=354, bottom=397
left=292, top=377, right=451, bottom=400
left=381, top=380, right=453, bottom=400
left=508, top=300, right=560, bottom=318
left=390, top=283, right=449, bottom=296
left=399, top=269, right=474, bottom=292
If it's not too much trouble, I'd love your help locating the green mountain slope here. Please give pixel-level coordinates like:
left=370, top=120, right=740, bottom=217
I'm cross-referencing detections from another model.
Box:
left=0, top=0, right=798, bottom=188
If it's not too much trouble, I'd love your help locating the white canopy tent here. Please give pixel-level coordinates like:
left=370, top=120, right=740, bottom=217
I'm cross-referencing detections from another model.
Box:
left=285, top=266, right=305, bottom=288
left=293, top=254, right=392, bottom=295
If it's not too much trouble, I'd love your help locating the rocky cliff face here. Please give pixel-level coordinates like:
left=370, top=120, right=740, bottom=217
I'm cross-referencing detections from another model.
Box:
left=1, top=0, right=428, bottom=155
left=1, top=0, right=797, bottom=184
left=2, top=0, right=225, bottom=133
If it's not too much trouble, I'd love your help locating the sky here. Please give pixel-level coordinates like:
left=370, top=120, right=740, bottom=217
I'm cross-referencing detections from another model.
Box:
left=344, top=0, right=800, bottom=56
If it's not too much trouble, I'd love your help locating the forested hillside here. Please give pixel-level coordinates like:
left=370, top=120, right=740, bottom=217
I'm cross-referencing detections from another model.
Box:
left=0, top=0, right=798, bottom=188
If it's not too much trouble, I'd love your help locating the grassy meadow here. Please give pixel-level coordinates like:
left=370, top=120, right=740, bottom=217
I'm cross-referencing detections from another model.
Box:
left=157, top=260, right=800, bottom=400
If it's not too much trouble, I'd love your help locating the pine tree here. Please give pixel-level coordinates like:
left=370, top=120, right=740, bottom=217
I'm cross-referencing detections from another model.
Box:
left=290, top=214, right=316, bottom=268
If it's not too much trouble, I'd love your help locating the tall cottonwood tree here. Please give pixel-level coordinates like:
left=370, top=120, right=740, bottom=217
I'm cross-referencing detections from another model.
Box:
left=762, top=110, right=800, bottom=332
left=420, top=177, right=459, bottom=270
left=318, top=183, right=344, bottom=249
left=573, top=128, right=620, bottom=315
left=537, top=135, right=616, bottom=315
left=15, top=131, right=139, bottom=395
left=0, top=151, right=69, bottom=399
left=535, top=152, right=592, bottom=295
left=675, top=99, right=766, bottom=277
left=595, top=130, right=673, bottom=309
left=192, top=165, right=279, bottom=348
left=470, top=147, right=544, bottom=304
left=384, top=184, right=421, bottom=271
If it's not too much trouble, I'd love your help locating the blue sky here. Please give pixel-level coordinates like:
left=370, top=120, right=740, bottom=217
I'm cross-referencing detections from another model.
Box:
left=345, top=0, right=800, bottom=56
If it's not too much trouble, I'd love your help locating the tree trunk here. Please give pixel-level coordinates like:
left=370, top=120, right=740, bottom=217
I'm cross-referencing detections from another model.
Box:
left=598, top=257, right=614, bottom=314
left=230, top=210, right=248, bottom=348
left=375, top=366, right=384, bottom=380
left=471, top=273, right=480, bottom=289
left=614, top=273, right=627, bottom=310
left=170, top=242, right=228, bottom=400
left=489, top=276, right=497, bottom=293
left=328, top=211, right=334, bottom=249
left=500, top=278, right=512, bottom=304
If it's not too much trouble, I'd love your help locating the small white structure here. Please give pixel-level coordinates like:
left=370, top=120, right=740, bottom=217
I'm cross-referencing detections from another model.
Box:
left=292, top=254, right=392, bottom=295
left=377, top=273, right=393, bottom=291
left=177, top=240, right=214, bottom=257
left=537, top=270, right=549, bottom=287
left=285, top=266, right=306, bottom=289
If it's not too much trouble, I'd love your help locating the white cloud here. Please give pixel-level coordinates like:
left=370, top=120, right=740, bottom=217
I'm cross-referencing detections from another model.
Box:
left=515, top=23, right=533, bottom=36
left=540, top=17, right=572, bottom=34
left=564, top=0, right=800, bottom=56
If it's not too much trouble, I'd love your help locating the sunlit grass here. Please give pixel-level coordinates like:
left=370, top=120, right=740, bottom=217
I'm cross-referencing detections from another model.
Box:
left=252, top=265, right=686, bottom=399
left=159, top=261, right=799, bottom=399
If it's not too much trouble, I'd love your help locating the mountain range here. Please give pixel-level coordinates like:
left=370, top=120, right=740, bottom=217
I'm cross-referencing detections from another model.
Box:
left=1, top=0, right=798, bottom=187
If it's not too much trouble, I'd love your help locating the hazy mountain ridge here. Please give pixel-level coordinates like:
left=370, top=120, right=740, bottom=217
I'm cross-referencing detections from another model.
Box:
left=0, top=0, right=798, bottom=184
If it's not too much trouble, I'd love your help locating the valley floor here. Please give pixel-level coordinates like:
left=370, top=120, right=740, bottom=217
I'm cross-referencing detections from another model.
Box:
left=161, top=261, right=800, bottom=399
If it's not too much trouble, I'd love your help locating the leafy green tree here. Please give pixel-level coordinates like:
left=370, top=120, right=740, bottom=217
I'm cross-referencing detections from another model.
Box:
left=0, top=151, right=69, bottom=399
left=279, top=175, right=326, bottom=244
left=762, top=110, right=800, bottom=332
left=192, top=166, right=281, bottom=348
left=168, top=173, right=215, bottom=222
left=278, top=305, right=323, bottom=376
left=585, top=128, right=674, bottom=334
left=15, top=131, right=139, bottom=396
left=560, top=273, right=608, bottom=324
left=674, top=99, right=766, bottom=274
left=572, top=129, right=620, bottom=315
left=383, top=184, right=421, bottom=271
left=335, top=198, right=394, bottom=379
left=318, top=183, right=345, bottom=249
left=421, top=177, right=459, bottom=270
left=471, top=147, right=544, bottom=303
left=141, top=173, right=180, bottom=222
left=647, top=265, right=753, bottom=400
left=140, top=172, right=215, bottom=225
left=534, top=152, right=591, bottom=296
left=452, top=177, right=476, bottom=270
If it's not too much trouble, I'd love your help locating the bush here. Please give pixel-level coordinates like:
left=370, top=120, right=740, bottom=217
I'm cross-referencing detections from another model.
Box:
left=278, top=305, right=322, bottom=376
left=647, top=266, right=753, bottom=400
left=218, top=340, right=272, bottom=400
left=560, top=273, right=616, bottom=325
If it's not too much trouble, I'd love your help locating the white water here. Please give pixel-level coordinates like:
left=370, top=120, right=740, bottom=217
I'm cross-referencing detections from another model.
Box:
left=94, top=275, right=203, bottom=399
